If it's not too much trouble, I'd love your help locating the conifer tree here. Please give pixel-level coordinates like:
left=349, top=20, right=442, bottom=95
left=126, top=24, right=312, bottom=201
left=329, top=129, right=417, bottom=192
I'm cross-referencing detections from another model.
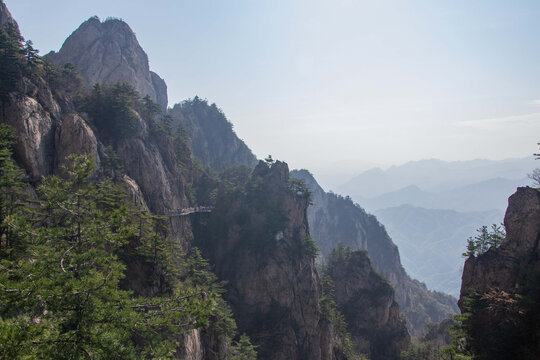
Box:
left=23, top=40, right=39, bottom=67
left=0, top=124, right=26, bottom=258
left=0, top=154, right=214, bottom=359
left=0, top=26, right=23, bottom=116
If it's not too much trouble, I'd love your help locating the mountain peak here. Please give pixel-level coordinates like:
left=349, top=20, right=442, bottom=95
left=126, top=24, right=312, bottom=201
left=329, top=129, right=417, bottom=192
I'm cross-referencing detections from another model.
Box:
left=47, top=16, right=168, bottom=111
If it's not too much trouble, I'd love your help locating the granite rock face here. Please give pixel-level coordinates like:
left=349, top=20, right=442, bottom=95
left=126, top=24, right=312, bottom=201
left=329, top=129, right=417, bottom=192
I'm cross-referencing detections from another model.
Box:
left=460, top=187, right=540, bottom=298
left=291, top=169, right=458, bottom=336
left=151, top=71, right=168, bottom=112
left=115, top=112, right=188, bottom=215
left=327, top=249, right=410, bottom=360
left=48, top=16, right=168, bottom=111
left=459, top=187, right=540, bottom=359
left=54, top=113, right=100, bottom=172
left=4, top=94, right=55, bottom=177
left=193, top=161, right=345, bottom=360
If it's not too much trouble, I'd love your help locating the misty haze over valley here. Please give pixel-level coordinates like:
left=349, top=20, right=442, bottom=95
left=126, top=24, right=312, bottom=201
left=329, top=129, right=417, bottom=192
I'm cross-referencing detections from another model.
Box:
left=1, top=1, right=539, bottom=359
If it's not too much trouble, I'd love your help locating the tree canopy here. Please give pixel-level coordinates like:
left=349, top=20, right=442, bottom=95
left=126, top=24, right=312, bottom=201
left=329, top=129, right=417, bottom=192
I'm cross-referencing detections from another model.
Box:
left=0, top=145, right=257, bottom=358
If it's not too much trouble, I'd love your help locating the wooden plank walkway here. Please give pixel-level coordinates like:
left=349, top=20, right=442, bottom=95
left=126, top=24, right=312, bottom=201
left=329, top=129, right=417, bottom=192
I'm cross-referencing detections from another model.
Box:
left=156, top=206, right=213, bottom=217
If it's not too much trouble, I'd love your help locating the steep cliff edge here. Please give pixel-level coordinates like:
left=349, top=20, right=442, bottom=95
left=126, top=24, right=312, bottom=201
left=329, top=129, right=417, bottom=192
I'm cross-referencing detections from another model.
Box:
left=459, top=186, right=540, bottom=359
left=47, top=16, right=168, bottom=111
left=291, top=169, right=458, bottom=336
left=193, top=161, right=345, bottom=360
left=325, top=247, right=410, bottom=360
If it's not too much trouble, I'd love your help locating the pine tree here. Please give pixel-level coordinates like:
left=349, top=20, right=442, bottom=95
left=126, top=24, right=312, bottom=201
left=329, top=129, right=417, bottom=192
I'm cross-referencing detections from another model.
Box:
left=0, top=155, right=214, bottom=359
left=0, top=124, right=26, bottom=258
left=0, top=27, right=23, bottom=118
left=230, top=334, right=258, bottom=360
left=23, top=40, right=39, bottom=67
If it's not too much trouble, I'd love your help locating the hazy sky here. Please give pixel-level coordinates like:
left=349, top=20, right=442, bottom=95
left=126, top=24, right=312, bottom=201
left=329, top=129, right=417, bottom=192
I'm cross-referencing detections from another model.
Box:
left=7, top=0, right=540, bottom=188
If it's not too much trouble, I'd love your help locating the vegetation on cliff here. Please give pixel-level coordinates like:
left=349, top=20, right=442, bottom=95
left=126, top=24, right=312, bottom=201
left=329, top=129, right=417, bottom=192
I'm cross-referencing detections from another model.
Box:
left=291, top=169, right=459, bottom=336
left=0, top=20, right=25, bottom=108
left=319, top=274, right=365, bottom=360
left=462, top=224, right=505, bottom=258
left=0, top=154, right=255, bottom=359
left=190, top=160, right=349, bottom=359
left=0, top=144, right=250, bottom=358
left=322, top=244, right=410, bottom=360
left=453, top=185, right=540, bottom=360
left=0, top=38, right=257, bottom=352
left=0, top=10, right=84, bottom=114
left=0, top=12, right=259, bottom=356
left=168, top=97, right=258, bottom=171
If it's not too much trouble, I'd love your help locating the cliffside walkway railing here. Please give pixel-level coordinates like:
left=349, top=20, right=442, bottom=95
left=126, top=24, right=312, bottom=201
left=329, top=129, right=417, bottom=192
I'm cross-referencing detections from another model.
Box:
left=156, top=206, right=214, bottom=218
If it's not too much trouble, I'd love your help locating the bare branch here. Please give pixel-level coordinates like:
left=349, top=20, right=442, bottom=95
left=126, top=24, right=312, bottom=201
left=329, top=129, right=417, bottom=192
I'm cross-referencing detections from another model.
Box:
left=60, top=245, right=74, bottom=273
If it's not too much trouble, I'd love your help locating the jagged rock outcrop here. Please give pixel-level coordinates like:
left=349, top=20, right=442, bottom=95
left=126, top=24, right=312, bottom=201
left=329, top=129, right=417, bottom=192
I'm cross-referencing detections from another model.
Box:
left=291, top=169, right=458, bottom=335
left=151, top=71, right=168, bottom=112
left=459, top=187, right=540, bottom=359
left=168, top=97, right=258, bottom=171
left=193, top=161, right=345, bottom=360
left=4, top=6, right=189, bottom=243
left=460, top=187, right=540, bottom=297
left=54, top=113, right=100, bottom=171
left=327, top=249, right=410, bottom=360
left=47, top=16, right=168, bottom=111
left=5, top=72, right=189, bottom=248
left=4, top=94, right=55, bottom=177
left=114, top=112, right=189, bottom=215
left=121, top=174, right=150, bottom=212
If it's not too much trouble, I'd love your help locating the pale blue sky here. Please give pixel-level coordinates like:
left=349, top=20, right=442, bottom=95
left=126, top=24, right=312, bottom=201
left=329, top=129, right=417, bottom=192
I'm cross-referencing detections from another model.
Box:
left=7, top=0, right=540, bottom=187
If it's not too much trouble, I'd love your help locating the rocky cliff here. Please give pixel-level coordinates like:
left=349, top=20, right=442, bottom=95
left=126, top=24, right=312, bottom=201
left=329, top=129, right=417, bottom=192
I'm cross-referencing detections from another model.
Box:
left=47, top=15, right=256, bottom=171
left=2, top=7, right=188, bottom=243
left=47, top=16, right=168, bottom=111
left=459, top=186, right=540, bottom=359
left=0, top=6, right=228, bottom=357
left=0, top=1, right=17, bottom=33
left=326, top=248, right=410, bottom=360
left=292, top=169, right=459, bottom=336
left=168, top=97, right=258, bottom=171
left=192, top=160, right=345, bottom=360
left=4, top=63, right=189, bottom=247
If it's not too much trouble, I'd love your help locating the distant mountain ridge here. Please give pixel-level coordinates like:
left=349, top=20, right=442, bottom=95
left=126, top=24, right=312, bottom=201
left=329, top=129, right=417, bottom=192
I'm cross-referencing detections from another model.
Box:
left=338, top=157, right=536, bottom=199
left=355, top=177, right=528, bottom=212
left=337, top=159, right=531, bottom=301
